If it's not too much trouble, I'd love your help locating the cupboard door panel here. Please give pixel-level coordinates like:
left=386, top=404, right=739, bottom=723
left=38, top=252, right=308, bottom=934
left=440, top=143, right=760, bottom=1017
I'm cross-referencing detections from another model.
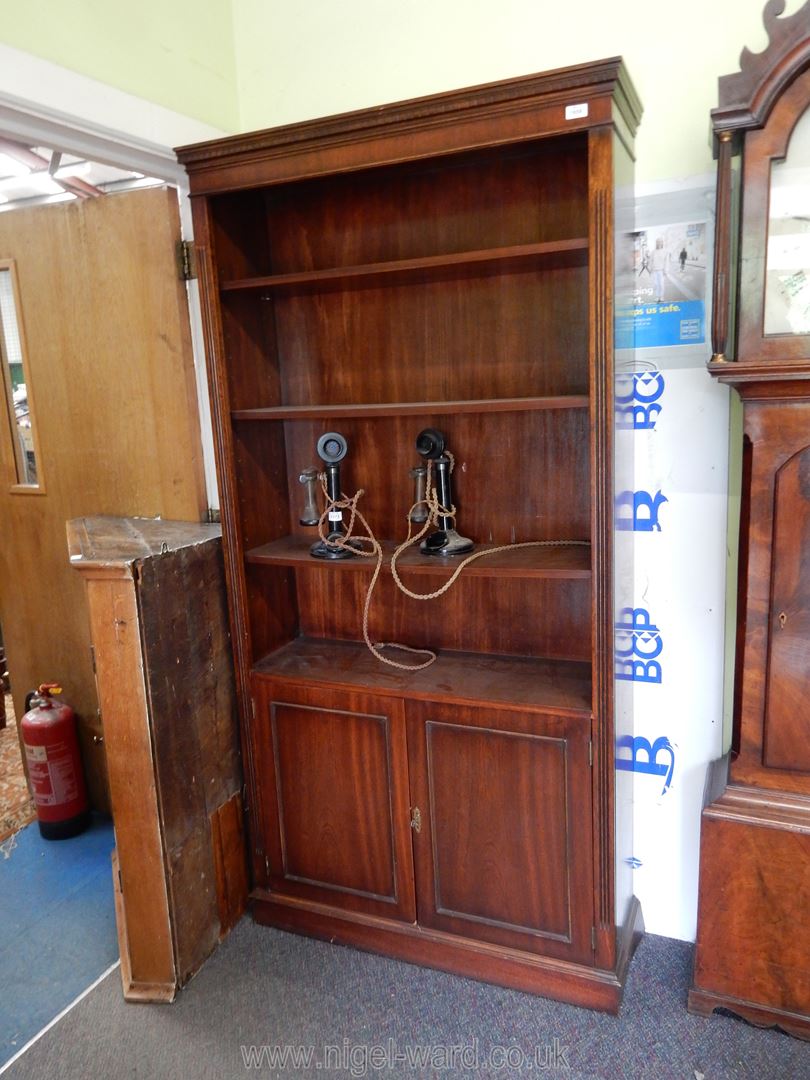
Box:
left=254, top=681, right=415, bottom=921
left=764, top=444, right=810, bottom=773
left=407, top=701, right=594, bottom=963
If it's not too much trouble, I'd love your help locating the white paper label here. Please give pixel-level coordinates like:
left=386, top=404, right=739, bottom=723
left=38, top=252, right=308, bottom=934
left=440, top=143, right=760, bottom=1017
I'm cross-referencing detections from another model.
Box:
left=565, top=102, right=589, bottom=120
left=328, top=511, right=343, bottom=522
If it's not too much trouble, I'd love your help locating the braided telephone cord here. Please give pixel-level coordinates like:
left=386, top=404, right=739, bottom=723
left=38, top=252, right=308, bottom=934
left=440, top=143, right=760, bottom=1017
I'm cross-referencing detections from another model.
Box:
left=316, top=460, right=587, bottom=671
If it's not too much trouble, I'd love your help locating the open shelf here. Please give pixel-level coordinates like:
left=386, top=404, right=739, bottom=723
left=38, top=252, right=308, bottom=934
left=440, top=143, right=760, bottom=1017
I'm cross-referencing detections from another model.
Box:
left=252, top=637, right=592, bottom=716
left=246, top=535, right=591, bottom=579
left=232, top=395, right=590, bottom=421
left=219, top=239, right=589, bottom=294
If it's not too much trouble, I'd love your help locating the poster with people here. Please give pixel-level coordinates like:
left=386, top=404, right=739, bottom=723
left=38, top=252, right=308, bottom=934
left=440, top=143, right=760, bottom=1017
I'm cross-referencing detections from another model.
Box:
left=623, top=222, right=707, bottom=348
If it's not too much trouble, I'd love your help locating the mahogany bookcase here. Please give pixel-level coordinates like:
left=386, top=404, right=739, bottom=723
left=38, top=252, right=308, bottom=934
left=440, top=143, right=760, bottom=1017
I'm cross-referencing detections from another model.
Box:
left=177, top=58, right=643, bottom=1011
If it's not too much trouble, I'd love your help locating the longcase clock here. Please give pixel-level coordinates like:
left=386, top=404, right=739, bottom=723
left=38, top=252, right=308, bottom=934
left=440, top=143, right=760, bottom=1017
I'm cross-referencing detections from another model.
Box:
left=689, top=0, right=810, bottom=1039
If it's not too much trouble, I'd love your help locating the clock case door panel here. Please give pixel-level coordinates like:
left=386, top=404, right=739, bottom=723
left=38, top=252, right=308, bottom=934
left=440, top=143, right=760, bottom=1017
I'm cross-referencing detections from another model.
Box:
left=407, top=700, right=594, bottom=964
left=764, top=441, right=810, bottom=773
left=253, top=680, right=416, bottom=922
left=733, top=399, right=810, bottom=789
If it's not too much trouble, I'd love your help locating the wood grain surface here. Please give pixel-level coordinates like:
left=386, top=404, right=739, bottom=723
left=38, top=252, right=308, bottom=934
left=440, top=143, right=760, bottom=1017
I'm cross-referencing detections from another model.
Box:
left=0, top=189, right=206, bottom=809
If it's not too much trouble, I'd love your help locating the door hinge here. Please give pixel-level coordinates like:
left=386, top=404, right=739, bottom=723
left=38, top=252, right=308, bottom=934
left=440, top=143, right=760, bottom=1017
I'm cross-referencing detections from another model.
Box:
left=591, top=926, right=596, bottom=952
left=89, top=645, right=96, bottom=674
left=589, top=739, right=593, bottom=767
left=265, top=855, right=271, bottom=878
left=410, top=806, right=422, bottom=834
left=178, top=239, right=197, bottom=281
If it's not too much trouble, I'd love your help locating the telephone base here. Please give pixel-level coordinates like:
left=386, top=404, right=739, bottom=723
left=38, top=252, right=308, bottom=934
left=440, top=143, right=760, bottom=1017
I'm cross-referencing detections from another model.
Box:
left=310, top=534, right=360, bottom=560
left=420, top=529, right=474, bottom=557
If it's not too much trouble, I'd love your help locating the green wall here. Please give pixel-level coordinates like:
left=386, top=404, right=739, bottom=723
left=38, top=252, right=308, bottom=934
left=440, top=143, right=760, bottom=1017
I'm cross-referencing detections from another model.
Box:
left=0, top=0, right=238, bottom=132
left=231, top=0, right=805, bottom=183
left=1, top=0, right=805, bottom=179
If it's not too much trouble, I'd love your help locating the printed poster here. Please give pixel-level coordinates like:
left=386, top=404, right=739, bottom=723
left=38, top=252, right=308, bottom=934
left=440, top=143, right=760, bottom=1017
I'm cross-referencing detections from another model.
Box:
left=617, top=222, right=707, bottom=349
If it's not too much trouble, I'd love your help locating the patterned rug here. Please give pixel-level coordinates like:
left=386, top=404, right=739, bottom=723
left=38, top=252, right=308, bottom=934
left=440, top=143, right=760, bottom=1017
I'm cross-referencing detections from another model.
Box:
left=0, top=695, right=36, bottom=845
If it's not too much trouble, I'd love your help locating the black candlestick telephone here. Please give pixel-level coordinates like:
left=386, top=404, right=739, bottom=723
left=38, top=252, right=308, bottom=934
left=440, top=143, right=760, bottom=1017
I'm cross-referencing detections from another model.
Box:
left=300, top=431, right=358, bottom=559
left=300, top=427, right=474, bottom=560
left=413, top=428, right=473, bottom=556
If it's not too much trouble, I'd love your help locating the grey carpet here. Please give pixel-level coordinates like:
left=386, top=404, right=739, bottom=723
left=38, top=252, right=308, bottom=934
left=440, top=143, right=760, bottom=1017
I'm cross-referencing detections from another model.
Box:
left=5, top=920, right=808, bottom=1079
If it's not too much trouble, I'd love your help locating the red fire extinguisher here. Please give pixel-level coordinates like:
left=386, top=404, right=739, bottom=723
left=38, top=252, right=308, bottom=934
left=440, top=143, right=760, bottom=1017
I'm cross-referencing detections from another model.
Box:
left=21, top=683, right=90, bottom=840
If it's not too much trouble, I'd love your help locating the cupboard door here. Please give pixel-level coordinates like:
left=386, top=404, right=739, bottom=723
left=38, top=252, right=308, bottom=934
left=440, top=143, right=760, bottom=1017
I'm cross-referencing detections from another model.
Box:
left=253, top=681, right=415, bottom=921
left=407, top=701, right=594, bottom=964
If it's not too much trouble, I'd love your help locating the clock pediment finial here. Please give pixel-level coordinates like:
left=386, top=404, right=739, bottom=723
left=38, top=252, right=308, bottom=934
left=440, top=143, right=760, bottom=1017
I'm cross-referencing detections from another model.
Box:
left=715, top=0, right=810, bottom=127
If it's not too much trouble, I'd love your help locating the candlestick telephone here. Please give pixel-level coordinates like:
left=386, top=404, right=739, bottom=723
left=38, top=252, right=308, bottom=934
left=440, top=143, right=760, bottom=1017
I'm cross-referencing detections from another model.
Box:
left=413, top=428, right=473, bottom=556
left=298, top=427, right=586, bottom=670
left=300, top=432, right=360, bottom=559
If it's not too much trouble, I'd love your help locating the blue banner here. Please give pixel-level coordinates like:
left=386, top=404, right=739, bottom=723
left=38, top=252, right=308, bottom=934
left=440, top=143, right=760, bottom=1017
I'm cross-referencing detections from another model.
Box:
left=617, top=299, right=705, bottom=349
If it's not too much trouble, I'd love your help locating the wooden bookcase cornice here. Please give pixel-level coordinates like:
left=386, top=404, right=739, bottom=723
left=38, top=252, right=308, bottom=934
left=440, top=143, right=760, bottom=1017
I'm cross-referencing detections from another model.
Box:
left=177, top=57, right=641, bottom=194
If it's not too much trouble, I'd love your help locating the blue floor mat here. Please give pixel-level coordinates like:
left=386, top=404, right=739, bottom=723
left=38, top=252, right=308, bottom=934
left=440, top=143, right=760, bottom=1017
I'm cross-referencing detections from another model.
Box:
left=0, top=816, right=117, bottom=1068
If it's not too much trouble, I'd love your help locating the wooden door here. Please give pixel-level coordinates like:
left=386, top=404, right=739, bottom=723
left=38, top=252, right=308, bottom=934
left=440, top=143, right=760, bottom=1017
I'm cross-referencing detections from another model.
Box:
left=253, top=679, right=416, bottom=922
left=0, top=188, right=207, bottom=809
left=407, top=700, right=594, bottom=964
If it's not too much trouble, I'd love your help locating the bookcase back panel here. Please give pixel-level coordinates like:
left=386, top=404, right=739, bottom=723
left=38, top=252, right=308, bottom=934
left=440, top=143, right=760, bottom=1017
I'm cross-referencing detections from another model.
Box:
left=246, top=563, right=298, bottom=663
left=273, top=269, right=589, bottom=405
left=209, top=188, right=272, bottom=280
left=295, top=570, right=591, bottom=662
left=282, top=411, right=591, bottom=545
left=207, top=137, right=589, bottom=278
left=232, top=422, right=292, bottom=549
left=221, top=293, right=282, bottom=412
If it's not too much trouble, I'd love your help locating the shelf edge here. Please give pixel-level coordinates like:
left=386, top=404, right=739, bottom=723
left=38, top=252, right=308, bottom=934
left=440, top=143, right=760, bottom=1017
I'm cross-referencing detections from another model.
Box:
left=220, top=239, right=589, bottom=293
left=232, top=396, right=591, bottom=421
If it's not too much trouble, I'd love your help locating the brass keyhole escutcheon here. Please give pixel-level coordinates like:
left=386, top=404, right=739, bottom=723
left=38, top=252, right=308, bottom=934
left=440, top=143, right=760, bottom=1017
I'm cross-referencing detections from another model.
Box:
left=410, top=806, right=422, bottom=833
left=778, top=611, right=787, bottom=629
